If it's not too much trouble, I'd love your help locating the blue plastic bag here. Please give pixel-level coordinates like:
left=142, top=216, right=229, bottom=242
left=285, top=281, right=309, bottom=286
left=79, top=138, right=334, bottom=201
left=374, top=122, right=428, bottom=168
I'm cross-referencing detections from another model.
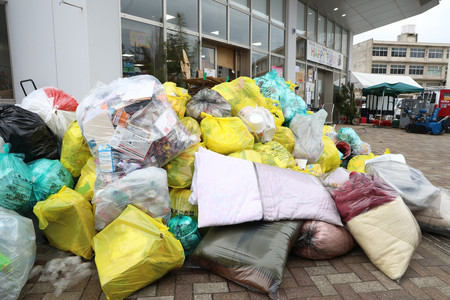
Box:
left=254, top=70, right=307, bottom=124
left=0, top=144, right=34, bottom=212
left=28, top=158, right=74, bottom=202
left=337, top=127, right=362, bottom=149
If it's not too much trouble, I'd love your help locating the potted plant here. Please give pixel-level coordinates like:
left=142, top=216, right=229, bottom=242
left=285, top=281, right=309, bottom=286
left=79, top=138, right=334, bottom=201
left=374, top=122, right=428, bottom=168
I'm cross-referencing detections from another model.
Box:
left=335, top=82, right=360, bottom=124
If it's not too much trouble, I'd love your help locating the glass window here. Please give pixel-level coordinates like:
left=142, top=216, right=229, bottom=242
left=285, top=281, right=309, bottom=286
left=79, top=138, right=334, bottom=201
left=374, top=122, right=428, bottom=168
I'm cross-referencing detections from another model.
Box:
left=230, top=0, right=249, bottom=11
left=0, top=4, right=13, bottom=100
left=429, top=49, right=443, bottom=58
left=391, top=47, right=407, bottom=57
left=372, top=47, right=388, bottom=56
left=167, top=0, right=198, bottom=32
left=334, top=25, right=341, bottom=51
left=271, top=56, right=284, bottom=77
left=167, top=30, right=199, bottom=83
left=342, top=29, right=348, bottom=55
left=230, top=8, right=250, bottom=46
left=427, top=66, right=442, bottom=76
left=296, top=1, right=305, bottom=34
left=390, top=65, right=405, bottom=74
left=252, top=0, right=268, bottom=19
left=326, top=20, right=334, bottom=49
left=270, top=0, right=285, bottom=26
left=307, top=8, right=316, bottom=40
left=295, top=62, right=306, bottom=99
left=252, top=17, right=269, bottom=51
left=121, top=18, right=165, bottom=81
left=296, top=37, right=306, bottom=61
left=410, top=48, right=425, bottom=58
left=371, top=64, right=387, bottom=74
left=317, top=14, right=326, bottom=45
left=447, top=49, right=449, bottom=59
left=202, top=0, right=226, bottom=40
left=202, top=46, right=215, bottom=71
left=409, top=65, right=424, bottom=75
left=271, top=25, right=284, bottom=56
left=121, top=0, right=162, bottom=22
left=252, top=51, right=269, bottom=77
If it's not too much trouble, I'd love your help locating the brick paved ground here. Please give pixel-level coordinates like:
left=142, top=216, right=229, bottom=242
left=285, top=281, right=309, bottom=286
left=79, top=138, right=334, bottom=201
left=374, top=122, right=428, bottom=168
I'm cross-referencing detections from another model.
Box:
left=19, top=124, right=450, bottom=300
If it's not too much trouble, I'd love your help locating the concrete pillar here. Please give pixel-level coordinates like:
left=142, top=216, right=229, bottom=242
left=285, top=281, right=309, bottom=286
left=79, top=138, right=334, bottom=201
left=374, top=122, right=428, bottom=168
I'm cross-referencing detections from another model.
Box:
left=285, top=0, right=297, bottom=82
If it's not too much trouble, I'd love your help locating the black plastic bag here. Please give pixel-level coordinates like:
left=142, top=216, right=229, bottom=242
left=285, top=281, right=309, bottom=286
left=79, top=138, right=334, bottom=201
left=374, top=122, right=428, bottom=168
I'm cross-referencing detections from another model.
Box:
left=0, top=104, right=59, bottom=162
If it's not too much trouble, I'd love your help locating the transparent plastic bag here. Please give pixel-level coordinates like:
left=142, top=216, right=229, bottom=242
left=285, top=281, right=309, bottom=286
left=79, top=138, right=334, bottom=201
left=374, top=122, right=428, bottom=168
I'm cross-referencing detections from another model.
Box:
left=185, top=88, right=231, bottom=121
left=0, top=207, right=36, bottom=300
left=228, top=150, right=262, bottom=163
left=76, top=75, right=198, bottom=172
left=92, top=205, right=184, bottom=300
left=212, top=77, right=285, bottom=126
left=28, top=158, right=74, bottom=202
left=290, top=109, right=327, bottom=163
left=0, top=144, right=34, bottom=213
left=254, top=69, right=307, bottom=123
left=254, top=141, right=295, bottom=169
left=33, top=186, right=96, bottom=259
left=92, top=166, right=171, bottom=231
left=75, top=157, right=97, bottom=200
left=163, top=82, right=191, bottom=119
left=165, top=142, right=205, bottom=189
left=272, top=126, right=295, bottom=153
left=19, top=87, right=78, bottom=140
left=238, top=106, right=276, bottom=143
left=60, top=121, right=92, bottom=177
left=352, top=141, right=371, bottom=155
left=200, top=113, right=254, bottom=155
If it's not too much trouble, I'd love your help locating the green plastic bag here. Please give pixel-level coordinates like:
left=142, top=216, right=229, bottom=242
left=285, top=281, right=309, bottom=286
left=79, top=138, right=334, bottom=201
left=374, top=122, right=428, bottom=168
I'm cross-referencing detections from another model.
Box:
left=0, top=144, right=33, bottom=212
left=168, top=215, right=201, bottom=256
left=28, top=158, right=74, bottom=202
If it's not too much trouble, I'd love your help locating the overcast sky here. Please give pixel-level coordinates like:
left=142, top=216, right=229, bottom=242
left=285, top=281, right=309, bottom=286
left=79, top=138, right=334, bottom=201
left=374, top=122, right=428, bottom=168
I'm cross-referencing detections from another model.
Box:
left=353, top=0, right=450, bottom=45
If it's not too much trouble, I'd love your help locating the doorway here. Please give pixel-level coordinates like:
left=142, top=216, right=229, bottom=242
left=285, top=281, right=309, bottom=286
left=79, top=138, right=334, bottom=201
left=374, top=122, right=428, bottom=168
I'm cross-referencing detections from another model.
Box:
left=201, top=41, right=250, bottom=79
left=0, top=2, right=14, bottom=103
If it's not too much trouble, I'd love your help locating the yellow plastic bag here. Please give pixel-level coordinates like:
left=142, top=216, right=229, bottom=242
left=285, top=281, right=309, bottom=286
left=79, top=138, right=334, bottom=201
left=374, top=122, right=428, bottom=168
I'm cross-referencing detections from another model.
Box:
left=92, top=205, right=185, bottom=300
left=60, top=121, right=92, bottom=177
left=322, top=125, right=336, bottom=135
left=212, top=77, right=284, bottom=126
left=292, top=164, right=323, bottom=177
left=272, top=126, right=295, bottom=153
left=170, top=188, right=198, bottom=221
left=200, top=113, right=254, bottom=155
left=347, top=153, right=376, bottom=173
left=228, top=150, right=262, bottom=163
left=165, top=142, right=204, bottom=188
left=181, top=117, right=202, bottom=138
left=75, top=157, right=96, bottom=200
left=163, top=82, right=191, bottom=119
left=254, top=141, right=295, bottom=169
left=33, top=186, right=96, bottom=259
left=316, top=135, right=341, bottom=173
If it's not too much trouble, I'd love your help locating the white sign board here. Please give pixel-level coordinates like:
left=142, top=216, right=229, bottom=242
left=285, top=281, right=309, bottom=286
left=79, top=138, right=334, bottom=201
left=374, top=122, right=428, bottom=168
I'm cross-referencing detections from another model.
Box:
left=307, top=40, right=344, bottom=70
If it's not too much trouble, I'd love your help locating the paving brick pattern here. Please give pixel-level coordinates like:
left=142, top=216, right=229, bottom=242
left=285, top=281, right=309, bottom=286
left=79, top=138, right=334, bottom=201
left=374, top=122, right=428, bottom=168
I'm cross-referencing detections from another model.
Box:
left=19, top=125, right=450, bottom=300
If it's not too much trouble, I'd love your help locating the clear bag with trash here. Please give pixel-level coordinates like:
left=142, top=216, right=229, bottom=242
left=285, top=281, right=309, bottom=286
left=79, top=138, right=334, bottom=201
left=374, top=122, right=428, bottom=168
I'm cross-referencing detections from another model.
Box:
left=238, top=106, right=276, bottom=143
left=185, top=88, right=231, bottom=121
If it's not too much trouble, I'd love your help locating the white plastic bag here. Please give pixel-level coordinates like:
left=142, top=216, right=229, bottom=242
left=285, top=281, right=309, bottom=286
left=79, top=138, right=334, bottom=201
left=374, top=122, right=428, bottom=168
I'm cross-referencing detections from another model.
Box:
left=238, top=106, right=276, bottom=143
left=19, top=88, right=78, bottom=141
left=290, top=109, right=327, bottom=164
left=0, top=207, right=36, bottom=300
left=92, top=166, right=171, bottom=231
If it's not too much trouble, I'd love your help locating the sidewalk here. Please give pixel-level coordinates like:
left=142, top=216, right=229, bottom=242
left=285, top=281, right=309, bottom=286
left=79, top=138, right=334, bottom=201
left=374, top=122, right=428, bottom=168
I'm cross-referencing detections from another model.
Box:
left=20, top=124, right=450, bottom=300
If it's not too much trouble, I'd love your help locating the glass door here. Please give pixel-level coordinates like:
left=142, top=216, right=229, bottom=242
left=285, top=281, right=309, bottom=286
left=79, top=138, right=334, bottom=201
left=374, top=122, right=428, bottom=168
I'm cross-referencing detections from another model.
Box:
left=0, top=3, right=14, bottom=102
left=201, top=46, right=216, bottom=77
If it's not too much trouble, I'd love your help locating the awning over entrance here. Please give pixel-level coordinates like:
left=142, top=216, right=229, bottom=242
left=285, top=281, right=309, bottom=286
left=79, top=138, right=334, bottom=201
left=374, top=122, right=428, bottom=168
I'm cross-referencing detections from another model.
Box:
left=362, top=82, right=424, bottom=97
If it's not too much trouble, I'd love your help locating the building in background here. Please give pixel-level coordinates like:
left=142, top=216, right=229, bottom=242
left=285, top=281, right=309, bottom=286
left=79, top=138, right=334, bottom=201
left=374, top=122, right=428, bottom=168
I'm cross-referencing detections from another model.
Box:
left=353, top=25, right=450, bottom=88
left=0, top=0, right=441, bottom=110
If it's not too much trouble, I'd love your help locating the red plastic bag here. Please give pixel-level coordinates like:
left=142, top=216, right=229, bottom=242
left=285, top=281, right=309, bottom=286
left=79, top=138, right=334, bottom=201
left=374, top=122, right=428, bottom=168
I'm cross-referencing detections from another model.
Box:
left=331, top=172, right=398, bottom=222
left=43, top=87, right=78, bottom=111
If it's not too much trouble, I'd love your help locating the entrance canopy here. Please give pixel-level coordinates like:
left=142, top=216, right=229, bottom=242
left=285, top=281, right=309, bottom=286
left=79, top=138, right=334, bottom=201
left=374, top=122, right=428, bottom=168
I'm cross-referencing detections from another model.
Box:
left=363, top=82, right=424, bottom=97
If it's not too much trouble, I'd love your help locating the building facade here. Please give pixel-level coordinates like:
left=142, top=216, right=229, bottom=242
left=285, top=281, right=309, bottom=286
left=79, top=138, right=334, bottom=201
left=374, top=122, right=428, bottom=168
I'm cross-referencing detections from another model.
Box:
left=353, top=29, right=450, bottom=88
left=0, top=0, right=440, bottom=110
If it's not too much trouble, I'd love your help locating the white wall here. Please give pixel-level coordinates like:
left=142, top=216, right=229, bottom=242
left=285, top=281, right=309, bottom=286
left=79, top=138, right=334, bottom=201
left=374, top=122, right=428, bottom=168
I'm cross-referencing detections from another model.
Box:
left=6, top=0, right=121, bottom=103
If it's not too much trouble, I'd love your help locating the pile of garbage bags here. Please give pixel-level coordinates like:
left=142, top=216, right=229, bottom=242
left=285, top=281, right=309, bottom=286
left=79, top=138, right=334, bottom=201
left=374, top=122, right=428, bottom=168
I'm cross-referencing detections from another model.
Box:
left=0, top=72, right=449, bottom=300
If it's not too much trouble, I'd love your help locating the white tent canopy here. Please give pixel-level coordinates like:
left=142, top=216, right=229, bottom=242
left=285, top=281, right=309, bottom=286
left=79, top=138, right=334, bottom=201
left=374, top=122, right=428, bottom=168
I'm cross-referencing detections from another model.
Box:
left=351, top=72, right=422, bottom=90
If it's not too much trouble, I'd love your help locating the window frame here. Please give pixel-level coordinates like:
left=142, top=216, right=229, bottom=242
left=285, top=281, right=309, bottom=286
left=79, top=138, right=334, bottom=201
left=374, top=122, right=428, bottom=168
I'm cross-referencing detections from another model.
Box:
left=390, top=65, right=405, bottom=74
left=408, top=65, right=424, bottom=75
left=410, top=48, right=425, bottom=58
left=372, top=46, right=388, bottom=57
left=371, top=64, right=387, bottom=74
left=391, top=47, right=407, bottom=57
left=428, top=49, right=444, bottom=59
